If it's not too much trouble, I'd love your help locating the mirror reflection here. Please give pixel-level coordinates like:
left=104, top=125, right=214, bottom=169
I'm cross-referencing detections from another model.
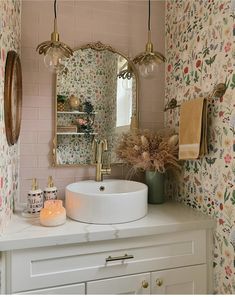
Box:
left=53, top=42, right=138, bottom=166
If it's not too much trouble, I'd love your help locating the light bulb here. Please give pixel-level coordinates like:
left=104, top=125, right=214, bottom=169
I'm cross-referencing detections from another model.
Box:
left=44, top=47, right=64, bottom=73
left=139, top=60, right=159, bottom=79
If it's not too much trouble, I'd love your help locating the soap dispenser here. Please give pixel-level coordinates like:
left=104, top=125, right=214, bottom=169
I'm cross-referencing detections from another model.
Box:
left=44, top=176, right=58, bottom=201
left=22, top=178, right=44, bottom=217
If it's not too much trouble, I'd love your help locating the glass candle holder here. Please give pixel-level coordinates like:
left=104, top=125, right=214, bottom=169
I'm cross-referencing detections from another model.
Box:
left=40, top=200, right=66, bottom=227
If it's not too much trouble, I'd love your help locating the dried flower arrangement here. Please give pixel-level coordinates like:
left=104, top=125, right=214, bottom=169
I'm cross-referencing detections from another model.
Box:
left=116, top=129, right=180, bottom=173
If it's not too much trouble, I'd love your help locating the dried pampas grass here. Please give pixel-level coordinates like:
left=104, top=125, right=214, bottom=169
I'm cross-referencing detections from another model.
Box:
left=116, top=129, right=180, bottom=173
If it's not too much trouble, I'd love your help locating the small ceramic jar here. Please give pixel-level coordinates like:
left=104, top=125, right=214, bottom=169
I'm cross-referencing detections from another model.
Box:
left=40, top=200, right=66, bottom=227
left=68, top=94, right=80, bottom=110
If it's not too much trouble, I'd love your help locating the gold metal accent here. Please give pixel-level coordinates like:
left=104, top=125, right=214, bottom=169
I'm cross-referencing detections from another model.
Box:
left=142, top=280, right=149, bottom=289
left=80, top=41, right=116, bottom=53
left=164, top=98, right=180, bottom=111
left=156, top=278, right=163, bottom=287
left=133, top=0, right=166, bottom=68
left=105, top=254, right=134, bottom=263
left=133, top=30, right=166, bottom=66
left=93, top=139, right=111, bottom=182
left=164, top=83, right=227, bottom=112
left=31, top=178, right=38, bottom=191
left=117, top=62, right=133, bottom=80
left=36, top=2, right=73, bottom=60
left=210, top=83, right=227, bottom=98
left=130, top=114, right=138, bottom=131
left=4, top=50, right=22, bottom=146
left=47, top=176, right=54, bottom=187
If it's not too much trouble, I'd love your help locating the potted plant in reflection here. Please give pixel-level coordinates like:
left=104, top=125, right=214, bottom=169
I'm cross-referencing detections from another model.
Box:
left=75, top=118, right=94, bottom=137
left=116, top=129, right=180, bottom=204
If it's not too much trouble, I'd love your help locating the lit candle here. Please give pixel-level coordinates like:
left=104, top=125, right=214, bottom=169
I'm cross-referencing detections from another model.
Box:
left=40, top=200, right=66, bottom=227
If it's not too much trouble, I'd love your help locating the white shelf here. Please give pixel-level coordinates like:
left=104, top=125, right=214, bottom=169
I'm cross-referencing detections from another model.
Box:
left=57, top=111, right=96, bottom=115
left=57, top=132, right=97, bottom=135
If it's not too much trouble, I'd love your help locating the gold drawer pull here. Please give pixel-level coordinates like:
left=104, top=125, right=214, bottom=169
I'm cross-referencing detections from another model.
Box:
left=105, top=253, right=134, bottom=262
left=142, top=280, right=149, bottom=289
left=156, top=278, right=163, bottom=287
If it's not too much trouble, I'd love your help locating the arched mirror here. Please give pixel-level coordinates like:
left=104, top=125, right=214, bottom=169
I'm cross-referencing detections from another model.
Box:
left=4, top=50, right=22, bottom=146
left=53, top=42, right=139, bottom=166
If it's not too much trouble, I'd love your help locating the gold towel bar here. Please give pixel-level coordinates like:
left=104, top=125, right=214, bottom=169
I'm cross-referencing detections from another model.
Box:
left=164, top=83, right=227, bottom=112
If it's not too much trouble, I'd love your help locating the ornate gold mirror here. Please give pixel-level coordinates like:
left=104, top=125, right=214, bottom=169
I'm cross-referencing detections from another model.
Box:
left=4, top=50, right=22, bottom=146
left=53, top=42, right=139, bottom=166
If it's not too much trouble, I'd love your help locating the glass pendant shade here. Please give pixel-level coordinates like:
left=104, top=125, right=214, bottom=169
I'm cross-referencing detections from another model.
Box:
left=133, top=0, right=165, bottom=79
left=44, top=46, right=64, bottom=72
left=138, top=59, right=159, bottom=79
left=36, top=0, right=73, bottom=73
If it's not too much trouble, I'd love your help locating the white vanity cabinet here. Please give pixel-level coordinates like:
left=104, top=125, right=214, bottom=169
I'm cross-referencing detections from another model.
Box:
left=0, top=202, right=215, bottom=295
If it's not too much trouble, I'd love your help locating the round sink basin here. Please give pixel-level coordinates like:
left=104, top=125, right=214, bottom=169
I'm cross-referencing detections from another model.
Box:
left=66, top=179, right=148, bottom=224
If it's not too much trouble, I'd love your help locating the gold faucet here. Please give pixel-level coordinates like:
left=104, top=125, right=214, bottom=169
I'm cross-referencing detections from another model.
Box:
left=92, top=139, right=111, bottom=182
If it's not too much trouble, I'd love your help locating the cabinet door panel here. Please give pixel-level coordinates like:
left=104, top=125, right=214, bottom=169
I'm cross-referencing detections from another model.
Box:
left=18, top=283, right=85, bottom=295
left=151, top=264, right=207, bottom=294
left=87, top=273, right=150, bottom=294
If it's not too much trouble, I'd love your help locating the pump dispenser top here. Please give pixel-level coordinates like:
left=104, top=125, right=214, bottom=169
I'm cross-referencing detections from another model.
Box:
left=44, top=176, right=58, bottom=201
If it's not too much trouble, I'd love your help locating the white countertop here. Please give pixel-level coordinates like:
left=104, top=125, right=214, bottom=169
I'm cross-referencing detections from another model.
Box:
left=0, top=201, right=215, bottom=251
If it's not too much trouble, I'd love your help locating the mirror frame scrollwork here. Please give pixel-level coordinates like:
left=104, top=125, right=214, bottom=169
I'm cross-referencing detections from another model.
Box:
left=52, top=41, right=139, bottom=167
left=4, top=50, right=23, bottom=146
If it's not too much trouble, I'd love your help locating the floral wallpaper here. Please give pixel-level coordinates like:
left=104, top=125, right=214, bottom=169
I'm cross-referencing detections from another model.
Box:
left=0, top=0, right=21, bottom=233
left=165, top=0, right=235, bottom=293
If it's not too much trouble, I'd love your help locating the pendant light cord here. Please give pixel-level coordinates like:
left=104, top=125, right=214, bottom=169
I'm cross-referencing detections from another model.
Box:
left=54, top=0, right=57, bottom=19
left=148, top=0, right=151, bottom=31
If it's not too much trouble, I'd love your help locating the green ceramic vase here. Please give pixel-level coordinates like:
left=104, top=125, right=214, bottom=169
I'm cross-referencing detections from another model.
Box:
left=145, top=170, right=165, bottom=204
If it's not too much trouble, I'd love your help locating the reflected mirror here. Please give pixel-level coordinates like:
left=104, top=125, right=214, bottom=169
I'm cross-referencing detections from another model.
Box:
left=53, top=42, right=139, bottom=166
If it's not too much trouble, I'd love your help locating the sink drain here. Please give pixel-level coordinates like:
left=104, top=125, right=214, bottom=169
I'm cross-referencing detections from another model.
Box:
left=99, top=186, right=105, bottom=191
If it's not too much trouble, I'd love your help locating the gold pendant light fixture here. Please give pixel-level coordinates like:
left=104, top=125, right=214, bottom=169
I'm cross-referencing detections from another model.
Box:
left=36, top=0, right=73, bottom=73
left=133, top=0, right=166, bottom=79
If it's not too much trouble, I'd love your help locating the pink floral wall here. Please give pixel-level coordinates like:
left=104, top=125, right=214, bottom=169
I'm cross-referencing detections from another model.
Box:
left=0, top=0, right=21, bottom=233
left=165, top=0, right=235, bottom=293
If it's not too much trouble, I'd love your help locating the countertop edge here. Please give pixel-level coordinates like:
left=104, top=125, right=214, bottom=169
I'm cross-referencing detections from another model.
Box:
left=0, top=219, right=216, bottom=251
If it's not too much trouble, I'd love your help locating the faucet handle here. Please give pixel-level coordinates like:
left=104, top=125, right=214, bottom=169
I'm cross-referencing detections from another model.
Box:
left=92, top=138, right=98, bottom=163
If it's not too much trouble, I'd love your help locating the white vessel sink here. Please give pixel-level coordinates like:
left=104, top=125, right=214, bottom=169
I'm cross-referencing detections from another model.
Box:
left=66, top=179, right=148, bottom=224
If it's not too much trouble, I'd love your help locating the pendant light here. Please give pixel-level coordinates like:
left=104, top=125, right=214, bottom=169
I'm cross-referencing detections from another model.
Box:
left=133, top=0, right=166, bottom=79
left=36, top=0, right=73, bottom=73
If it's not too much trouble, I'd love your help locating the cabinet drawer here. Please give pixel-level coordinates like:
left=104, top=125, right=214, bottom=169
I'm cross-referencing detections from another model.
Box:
left=9, top=230, right=206, bottom=293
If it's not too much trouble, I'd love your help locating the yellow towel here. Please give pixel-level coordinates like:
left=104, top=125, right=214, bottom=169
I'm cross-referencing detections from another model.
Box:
left=179, top=97, right=208, bottom=160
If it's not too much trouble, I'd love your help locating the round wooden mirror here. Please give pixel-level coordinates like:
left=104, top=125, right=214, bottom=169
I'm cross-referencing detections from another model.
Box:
left=4, top=50, right=22, bottom=146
